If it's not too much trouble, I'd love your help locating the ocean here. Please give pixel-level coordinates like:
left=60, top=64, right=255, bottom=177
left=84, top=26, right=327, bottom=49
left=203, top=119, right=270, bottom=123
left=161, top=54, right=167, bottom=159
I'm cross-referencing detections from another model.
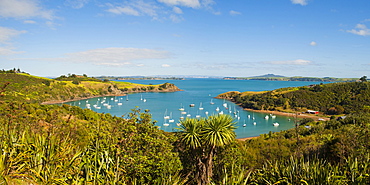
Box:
left=64, top=79, right=324, bottom=138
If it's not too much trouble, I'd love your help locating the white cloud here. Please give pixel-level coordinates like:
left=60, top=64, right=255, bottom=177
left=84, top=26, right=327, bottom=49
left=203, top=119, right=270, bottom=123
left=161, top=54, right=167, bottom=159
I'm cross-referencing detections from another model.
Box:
left=0, top=0, right=54, bottom=20
left=173, top=6, right=183, bottom=14
left=64, top=0, right=89, bottom=9
left=0, top=27, right=27, bottom=44
left=347, top=24, right=370, bottom=36
left=0, top=26, right=26, bottom=56
left=106, top=1, right=158, bottom=17
left=0, top=47, right=23, bottom=55
left=170, top=14, right=184, bottom=23
left=158, top=0, right=201, bottom=8
left=66, top=47, right=171, bottom=66
left=291, top=0, right=308, bottom=6
left=310, top=41, right=317, bottom=46
left=162, top=64, right=171, bottom=67
left=229, top=10, right=241, bottom=16
left=23, top=20, right=37, bottom=24
left=107, top=6, right=140, bottom=16
left=264, top=59, right=313, bottom=65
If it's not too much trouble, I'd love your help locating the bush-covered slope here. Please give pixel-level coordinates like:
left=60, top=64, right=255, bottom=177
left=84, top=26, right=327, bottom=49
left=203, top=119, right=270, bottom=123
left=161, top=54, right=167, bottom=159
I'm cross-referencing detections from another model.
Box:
left=0, top=101, right=182, bottom=184
left=218, top=81, right=370, bottom=115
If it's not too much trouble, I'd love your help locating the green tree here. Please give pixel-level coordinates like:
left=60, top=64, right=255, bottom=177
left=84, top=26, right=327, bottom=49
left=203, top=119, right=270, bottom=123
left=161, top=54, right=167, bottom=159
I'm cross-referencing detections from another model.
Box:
left=178, top=114, right=236, bottom=185
left=359, top=76, right=367, bottom=82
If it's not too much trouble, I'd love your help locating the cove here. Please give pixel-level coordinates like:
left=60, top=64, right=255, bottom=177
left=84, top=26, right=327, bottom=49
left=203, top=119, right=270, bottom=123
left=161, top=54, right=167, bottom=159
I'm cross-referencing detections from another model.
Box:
left=64, top=79, right=326, bottom=138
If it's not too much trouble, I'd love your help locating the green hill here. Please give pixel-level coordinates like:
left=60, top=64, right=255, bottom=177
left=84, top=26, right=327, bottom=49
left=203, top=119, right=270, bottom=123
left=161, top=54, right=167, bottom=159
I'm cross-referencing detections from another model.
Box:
left=0, top=71, right=181, bottom=104
left=217, top=81, right=370, bottom=115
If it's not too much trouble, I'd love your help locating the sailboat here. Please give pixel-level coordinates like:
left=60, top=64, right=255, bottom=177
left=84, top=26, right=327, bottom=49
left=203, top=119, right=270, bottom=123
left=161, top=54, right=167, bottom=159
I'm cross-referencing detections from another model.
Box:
left=210, top=99, right=214, bottom=105
left=168, top=112, right=175, bottom=123
left=140, top=95, right=143, bottom=101
left=126, top=94, right=129, bottom=101
left=164, top=109, right=170, bottom=119
left=199, top=102, right=204, bottom=110
left=117, top=97, right=123, bottom=105
left=179, top=104, right=185, bottom=111
left=273, top=122, right=279, bottom=126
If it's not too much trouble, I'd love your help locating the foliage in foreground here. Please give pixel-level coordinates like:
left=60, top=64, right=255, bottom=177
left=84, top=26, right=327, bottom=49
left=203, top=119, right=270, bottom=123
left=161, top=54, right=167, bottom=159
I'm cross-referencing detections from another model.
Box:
left=0, top=102, right=182, bottom=184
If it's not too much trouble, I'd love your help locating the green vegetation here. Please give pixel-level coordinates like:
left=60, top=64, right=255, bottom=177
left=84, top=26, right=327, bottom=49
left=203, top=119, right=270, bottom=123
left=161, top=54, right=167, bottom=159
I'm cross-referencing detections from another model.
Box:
left=177, top=114, right=236, bottom=184
left=224, top=76, right=358, bottom=82
left=219, top=81, right=370, bottom=115
left=1, top=69, right=369, bottom=184
left=0, top=70, right=180, bottom=104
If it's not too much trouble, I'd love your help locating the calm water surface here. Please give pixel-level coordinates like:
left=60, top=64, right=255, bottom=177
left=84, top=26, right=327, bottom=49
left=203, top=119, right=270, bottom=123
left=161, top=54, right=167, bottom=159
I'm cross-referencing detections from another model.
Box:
left=65, top=79, right=324, bottom=138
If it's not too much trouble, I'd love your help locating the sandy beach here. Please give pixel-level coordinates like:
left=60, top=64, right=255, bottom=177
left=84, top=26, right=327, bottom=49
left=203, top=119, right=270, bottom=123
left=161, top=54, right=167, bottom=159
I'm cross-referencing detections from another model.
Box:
left=243, top=108, right=330, bottom=121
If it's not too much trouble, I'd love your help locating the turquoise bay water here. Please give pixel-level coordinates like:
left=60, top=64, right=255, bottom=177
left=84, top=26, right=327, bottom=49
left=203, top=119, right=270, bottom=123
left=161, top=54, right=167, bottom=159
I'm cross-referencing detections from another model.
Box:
left=65, top=79, right=323, bottom=138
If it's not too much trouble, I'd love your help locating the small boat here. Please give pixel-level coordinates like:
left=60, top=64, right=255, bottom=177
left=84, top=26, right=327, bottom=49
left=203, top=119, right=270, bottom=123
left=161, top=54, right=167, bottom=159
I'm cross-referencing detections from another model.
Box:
left=117, top=102, right=123, bottom=105
left=163, top=123, right=169, bottom=126
left=210, top=99, right=214, bottom=105
left=264, top=115, right=269, bottom=119
left=126, top=95, right=129, bottom=101
left=179, top=103, right=185, bottom=111
left=243, top=123, right=247, bottom=127
left=164, top=109, right=170, bottom=119
left=273, top=122, right=279, bottom=126
left=169, top=113, right=175, bottom=122
left=248, top=115, right=251, bottom=119
left=189, top=104, right=195, bottom=107
left=216, top=107, right=220, bottom=112
left=176, top=123, right=182, bottom=126
left=271, top=115, right=276, bottom=119
left=253, top=122, right=257, bottom=125
left=140, top=95, right=143, bottom=101
left=199, top=102, right=204, bottom=110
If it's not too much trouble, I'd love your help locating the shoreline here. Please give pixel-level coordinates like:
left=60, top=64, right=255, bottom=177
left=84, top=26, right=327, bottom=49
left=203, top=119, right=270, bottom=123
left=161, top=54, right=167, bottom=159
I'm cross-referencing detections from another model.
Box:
left=41, top=94, right=127, bottom=105
left=242, top=108, right=330, bottom=121
left=236, top=136, right=259, bottom=141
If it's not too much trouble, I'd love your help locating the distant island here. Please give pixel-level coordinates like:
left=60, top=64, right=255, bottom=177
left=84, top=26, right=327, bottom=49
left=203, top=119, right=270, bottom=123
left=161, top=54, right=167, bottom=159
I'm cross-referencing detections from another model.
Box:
left=224, top=74, right=358, bottom=82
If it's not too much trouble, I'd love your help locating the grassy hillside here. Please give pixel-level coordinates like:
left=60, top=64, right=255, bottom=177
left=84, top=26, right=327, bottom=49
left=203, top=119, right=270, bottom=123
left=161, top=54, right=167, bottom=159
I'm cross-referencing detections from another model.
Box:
left=218, top=81, right=370, bottom=115
left=0, top=71, right=180, bottom=104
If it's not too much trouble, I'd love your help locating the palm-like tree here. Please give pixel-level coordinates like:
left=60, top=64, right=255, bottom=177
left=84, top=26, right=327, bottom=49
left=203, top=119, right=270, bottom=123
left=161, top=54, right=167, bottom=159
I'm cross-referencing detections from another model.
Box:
left=178, top=114, right=236, bottom=185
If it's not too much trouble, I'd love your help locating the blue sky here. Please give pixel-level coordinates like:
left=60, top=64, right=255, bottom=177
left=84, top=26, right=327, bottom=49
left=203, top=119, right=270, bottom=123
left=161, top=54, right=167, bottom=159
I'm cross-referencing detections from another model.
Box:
left=0, top=0, right=369, bottom=78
